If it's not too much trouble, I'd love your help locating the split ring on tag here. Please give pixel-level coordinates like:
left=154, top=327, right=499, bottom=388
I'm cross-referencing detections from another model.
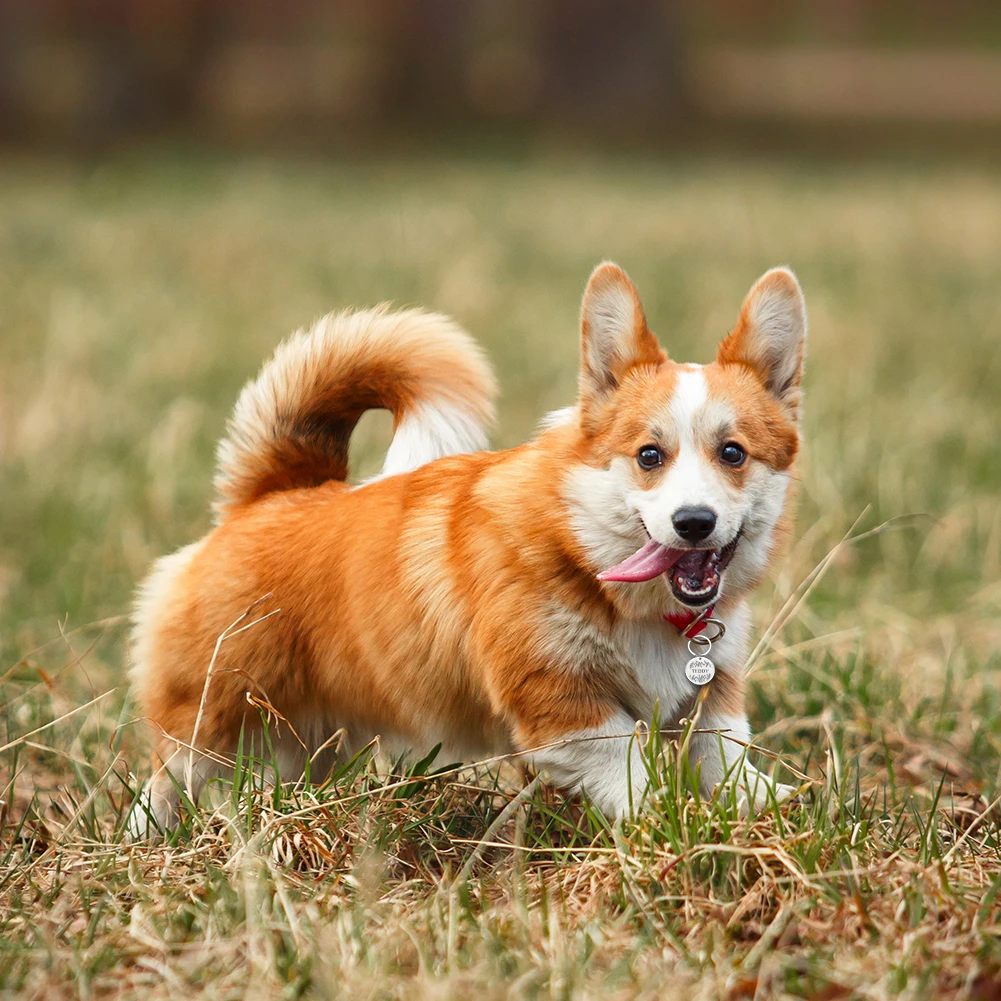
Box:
left=683, top=617, right=725, bottom=686
left=685, top=634, right=716, bottom=685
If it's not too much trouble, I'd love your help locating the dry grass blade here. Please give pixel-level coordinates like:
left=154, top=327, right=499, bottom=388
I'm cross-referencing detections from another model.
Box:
left=187, top=596, right=280, bottom=798
left=0, top=689, right=115, bottom=755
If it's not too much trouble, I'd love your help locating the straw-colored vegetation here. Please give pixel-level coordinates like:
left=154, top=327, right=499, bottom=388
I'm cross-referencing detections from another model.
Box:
left=1, top=149, right=1000, bottom=1000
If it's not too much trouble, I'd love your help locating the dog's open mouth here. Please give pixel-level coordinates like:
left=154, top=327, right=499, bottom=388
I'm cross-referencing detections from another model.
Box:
left=597, top=533, right=741, bottom=606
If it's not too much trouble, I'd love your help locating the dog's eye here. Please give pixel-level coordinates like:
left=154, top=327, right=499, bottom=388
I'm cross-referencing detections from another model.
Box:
left=719, top=441, right=747, bottom=466
left=637, top=445, right=663, bottom=470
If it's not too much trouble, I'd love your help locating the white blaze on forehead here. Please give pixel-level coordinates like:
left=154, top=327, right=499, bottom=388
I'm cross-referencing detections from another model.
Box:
left=662, top=366, right=716, bottom=512
left=666, top=365, right=737, bottom=448
left=670, top=366, right=709, bottom=446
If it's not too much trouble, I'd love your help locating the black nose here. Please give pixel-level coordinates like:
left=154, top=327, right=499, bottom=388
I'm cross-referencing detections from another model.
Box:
left=672, top=507, right=717, bottom=543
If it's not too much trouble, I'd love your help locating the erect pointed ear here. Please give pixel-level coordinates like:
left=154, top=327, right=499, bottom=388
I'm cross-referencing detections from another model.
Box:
left=717, top=267, right=807, bottom=419
left=578, top=262, right=664, bottom=415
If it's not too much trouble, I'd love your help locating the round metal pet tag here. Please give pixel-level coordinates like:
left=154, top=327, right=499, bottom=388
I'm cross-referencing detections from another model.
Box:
left=685, top=655, right=716, bottom=686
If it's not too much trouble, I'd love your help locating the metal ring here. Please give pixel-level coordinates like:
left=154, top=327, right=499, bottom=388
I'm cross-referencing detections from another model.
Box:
left=699, top=617, right=726, bottom=643
left=687, top=635, right=712, bottom=657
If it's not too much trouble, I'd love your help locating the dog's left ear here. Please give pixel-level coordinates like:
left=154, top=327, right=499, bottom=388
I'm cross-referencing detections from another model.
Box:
left=578, top=262, right=664, bottom=420
left=717, top=268, right=807, bottom=419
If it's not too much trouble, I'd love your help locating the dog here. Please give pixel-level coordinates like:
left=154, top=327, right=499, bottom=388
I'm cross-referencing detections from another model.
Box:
left=127, top=262, right=805, bottom=837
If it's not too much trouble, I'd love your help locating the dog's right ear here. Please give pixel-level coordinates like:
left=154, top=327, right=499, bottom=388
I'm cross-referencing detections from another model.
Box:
left=578, top=262, right=664, bottom=420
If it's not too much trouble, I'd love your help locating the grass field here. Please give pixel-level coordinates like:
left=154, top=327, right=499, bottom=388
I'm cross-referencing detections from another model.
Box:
left=1, top=147, right=1000, bottom=1000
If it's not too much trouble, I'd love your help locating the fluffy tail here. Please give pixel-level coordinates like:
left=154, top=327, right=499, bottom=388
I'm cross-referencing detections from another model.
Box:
left=213, top=306, right=497, bottom=519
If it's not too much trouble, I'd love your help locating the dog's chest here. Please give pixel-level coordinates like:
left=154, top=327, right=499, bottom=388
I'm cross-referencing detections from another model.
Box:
left=543, top=602, right=751, bottom=722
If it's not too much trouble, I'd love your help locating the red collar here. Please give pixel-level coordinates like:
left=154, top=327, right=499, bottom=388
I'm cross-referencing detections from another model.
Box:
left=664, top=605, right=714, bottom=638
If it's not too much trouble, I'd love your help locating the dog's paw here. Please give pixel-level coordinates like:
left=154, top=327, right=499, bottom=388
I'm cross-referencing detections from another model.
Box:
left=123, top=779, right=176, bottom=842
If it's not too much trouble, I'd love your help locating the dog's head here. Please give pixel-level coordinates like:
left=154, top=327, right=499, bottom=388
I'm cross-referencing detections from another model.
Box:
left=560, top=262, right=806, bottom=618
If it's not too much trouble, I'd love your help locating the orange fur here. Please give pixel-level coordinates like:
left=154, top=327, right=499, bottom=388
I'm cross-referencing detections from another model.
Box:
left=129, top=264, right=807, bottom=833
left=213, top=306, right=496, bottom=518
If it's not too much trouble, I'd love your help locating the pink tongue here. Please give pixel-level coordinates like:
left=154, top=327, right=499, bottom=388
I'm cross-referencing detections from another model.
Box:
left=597, top=539, right=684, bottom=583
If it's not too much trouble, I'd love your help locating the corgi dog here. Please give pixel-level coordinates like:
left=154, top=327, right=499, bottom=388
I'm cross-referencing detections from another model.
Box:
left=128, top=263, right=805, bottom=837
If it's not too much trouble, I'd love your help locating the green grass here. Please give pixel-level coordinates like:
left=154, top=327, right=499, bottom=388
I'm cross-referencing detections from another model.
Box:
left=1, top=147, right=1001, bottom=999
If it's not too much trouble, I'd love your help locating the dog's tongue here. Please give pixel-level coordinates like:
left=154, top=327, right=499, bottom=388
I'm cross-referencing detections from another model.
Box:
left=597, top=539, right=684, bottom=583
left=598, top=541, right=717, bottom=587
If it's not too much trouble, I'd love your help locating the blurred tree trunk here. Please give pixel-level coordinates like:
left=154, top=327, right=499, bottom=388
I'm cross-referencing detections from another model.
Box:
left=539, top=0, right=687, bottom=133
left=379, top=0, right=470, bottom=120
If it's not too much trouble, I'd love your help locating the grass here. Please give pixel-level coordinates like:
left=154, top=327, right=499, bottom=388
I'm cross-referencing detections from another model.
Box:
left=1, top=146, right=1001, bottom=999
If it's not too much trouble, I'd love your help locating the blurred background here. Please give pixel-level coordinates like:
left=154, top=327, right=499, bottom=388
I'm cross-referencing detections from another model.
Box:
left=2, top=0, right=1001, bottom=146
left=1, top=0, right=1000, bottom=805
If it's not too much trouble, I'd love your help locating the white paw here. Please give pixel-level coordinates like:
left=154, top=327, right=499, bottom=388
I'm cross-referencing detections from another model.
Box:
left=124, top=781, right=174, bottom=841
left=124, top=801, right=156, bottom=842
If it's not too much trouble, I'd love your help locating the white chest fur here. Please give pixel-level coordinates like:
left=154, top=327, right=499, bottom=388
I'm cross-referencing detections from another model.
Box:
left=529, top=600, right=756, bottom=818
left=612, top=602, right=750, bottom=721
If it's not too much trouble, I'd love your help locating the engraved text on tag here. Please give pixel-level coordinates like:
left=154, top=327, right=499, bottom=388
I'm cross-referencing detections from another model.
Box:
left=685, top=655, right=716, bottom=685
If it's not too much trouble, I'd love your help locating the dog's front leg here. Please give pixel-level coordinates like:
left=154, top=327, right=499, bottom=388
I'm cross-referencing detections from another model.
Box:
left=686, top=672, right=795, bottom=812
left=528, top=709, right=651, bottom=819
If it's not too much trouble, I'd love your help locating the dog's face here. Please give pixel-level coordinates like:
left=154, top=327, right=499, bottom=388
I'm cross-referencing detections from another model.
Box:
left=562, top=263, right=806, bottom=617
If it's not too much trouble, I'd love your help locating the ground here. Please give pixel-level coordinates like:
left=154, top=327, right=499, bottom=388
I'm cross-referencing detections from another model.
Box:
left=1, top=147, right=1000, bottom=1000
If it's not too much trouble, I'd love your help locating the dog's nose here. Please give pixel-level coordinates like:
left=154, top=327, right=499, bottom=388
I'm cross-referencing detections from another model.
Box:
left=672, top=507, right=717, bottom=543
